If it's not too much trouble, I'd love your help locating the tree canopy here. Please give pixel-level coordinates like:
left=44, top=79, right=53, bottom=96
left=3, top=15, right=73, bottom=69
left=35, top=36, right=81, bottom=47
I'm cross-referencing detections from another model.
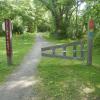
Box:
left=0, top=0, right=99, bottom=40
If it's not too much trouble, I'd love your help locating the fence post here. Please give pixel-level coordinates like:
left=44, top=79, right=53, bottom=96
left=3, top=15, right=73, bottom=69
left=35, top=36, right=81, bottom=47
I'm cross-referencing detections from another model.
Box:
left=73, top=45, right=77, bottom=57
left=52, top=48, right=55, bottom=55
left=87, top=18, right=94, bottom=65
left=63, top=46, right=66, bottom=56
left=87, top=38, right=93, bottom=65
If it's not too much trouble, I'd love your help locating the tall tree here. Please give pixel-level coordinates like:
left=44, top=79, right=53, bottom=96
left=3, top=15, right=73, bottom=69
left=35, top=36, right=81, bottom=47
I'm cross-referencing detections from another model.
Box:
left=38, top=0, right=76, bottom=38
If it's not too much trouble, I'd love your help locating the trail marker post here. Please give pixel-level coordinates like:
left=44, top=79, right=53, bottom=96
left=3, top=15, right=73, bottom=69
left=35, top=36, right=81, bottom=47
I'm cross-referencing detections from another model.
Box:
left=87, top=18, right=94, bottom=65
left=2, top=19, right=13, bottom=65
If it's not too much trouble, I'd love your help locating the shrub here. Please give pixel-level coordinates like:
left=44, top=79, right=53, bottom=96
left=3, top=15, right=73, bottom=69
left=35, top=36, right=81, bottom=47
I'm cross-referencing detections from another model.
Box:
left=12, top=24, right=24, bottom=34
left=37, top=22, right=50, bottom=32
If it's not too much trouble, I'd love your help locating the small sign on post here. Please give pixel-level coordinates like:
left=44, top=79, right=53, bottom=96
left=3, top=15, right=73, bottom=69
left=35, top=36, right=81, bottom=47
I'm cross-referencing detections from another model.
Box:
left=2, top=19, right=13, bottom=65
left=87, top=18, right=94, bottom=65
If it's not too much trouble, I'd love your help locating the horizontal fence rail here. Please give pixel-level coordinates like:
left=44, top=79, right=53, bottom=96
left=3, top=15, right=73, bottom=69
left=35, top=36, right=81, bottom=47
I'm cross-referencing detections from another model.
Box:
left=41, top=41, right=87, bottom=60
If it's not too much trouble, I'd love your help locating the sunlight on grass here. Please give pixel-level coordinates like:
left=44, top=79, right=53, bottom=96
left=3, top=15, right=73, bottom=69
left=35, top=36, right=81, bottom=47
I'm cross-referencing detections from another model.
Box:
left=35, top=58, right=100, bottom=100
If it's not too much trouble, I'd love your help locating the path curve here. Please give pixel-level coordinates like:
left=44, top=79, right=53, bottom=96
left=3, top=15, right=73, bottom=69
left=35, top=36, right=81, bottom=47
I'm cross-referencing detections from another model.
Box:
left=0, top=34, right=50, bottom=100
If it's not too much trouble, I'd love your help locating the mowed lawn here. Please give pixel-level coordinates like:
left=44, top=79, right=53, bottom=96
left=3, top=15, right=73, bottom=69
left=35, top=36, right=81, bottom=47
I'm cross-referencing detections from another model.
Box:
left=0, top=34, right=35, bottom=84
left=35, top=36, right=100, bottom=100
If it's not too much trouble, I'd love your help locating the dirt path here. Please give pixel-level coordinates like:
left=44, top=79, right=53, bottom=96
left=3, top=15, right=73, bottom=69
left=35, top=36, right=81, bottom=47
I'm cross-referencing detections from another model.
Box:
left=0, top=34, right=50, bottom=100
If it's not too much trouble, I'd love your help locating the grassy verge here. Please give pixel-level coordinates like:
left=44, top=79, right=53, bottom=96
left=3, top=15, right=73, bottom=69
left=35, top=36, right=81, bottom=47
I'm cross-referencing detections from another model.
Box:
left=35, top=58, right=100, bottom=100
left=0, top=33, right=35, bottom=84
left=34, top=33, right=100, bottom=100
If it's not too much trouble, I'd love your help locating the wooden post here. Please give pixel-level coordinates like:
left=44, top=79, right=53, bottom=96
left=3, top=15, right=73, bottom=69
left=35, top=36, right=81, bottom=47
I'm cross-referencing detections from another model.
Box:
left=87, top=18, right=94, bottom=65
left=52, top=48, right=55, bottom=55
left=63, top=46, right=66, bottom=56
left=73, top=45, right=77, bottom=57
left=5, top=19, right=13, bottom=65
left=87, top=38, right=93, bottom=65
left=80, top=41, right=84, bottom=59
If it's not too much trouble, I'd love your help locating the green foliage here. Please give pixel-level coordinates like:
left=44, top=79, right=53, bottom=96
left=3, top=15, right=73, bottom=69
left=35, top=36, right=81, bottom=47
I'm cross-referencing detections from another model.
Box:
left=0, top=0, right=99, bottom=40
left=0, top=0, right=37, bottom=33
left=33, top=0, right=51, bottom=32
left=13, top=25, right=24, bottom=34
left=82, top=1, right=100, bottom=35
left=0, top=0, right=12, bottom=19
left=41, top=32, right=70, bottom=43
left=38, top=0, right=76, bottom=38
left=37, top=0, right=100, bottom=40
left=37, top=23, right=50, bottom=32
left=12, top=17, right=24, bottom=34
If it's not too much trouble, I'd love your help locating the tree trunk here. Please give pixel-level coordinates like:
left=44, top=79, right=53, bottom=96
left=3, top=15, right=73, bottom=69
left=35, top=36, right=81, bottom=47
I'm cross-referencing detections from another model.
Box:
left=53, top=14, right=66, bottom=39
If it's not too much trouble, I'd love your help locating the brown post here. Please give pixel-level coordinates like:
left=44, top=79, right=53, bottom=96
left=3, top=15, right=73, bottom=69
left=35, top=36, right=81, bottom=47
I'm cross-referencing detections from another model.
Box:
left=87, top=18, right=94, bottom=65
left=5, top=19, right=13, bottom=65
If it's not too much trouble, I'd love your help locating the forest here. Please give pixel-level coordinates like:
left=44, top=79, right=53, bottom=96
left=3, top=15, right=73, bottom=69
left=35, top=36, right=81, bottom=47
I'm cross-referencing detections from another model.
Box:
left=0, top=0, right=99, bottom=41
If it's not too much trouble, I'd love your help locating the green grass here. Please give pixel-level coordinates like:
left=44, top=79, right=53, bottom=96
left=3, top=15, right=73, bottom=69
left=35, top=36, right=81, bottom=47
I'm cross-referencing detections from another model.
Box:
left=0, top=33, right=35, bottom=84
left=34, top=33, right=100, bottom=100
left=35, top=53, right=100, bottom=100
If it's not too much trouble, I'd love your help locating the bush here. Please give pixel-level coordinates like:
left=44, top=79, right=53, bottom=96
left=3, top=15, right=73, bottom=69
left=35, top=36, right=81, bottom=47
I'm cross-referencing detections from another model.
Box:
left=12, top=17, right=25, bottom=34
left=12, top=24, right=24, bottom=34
left=37, top=22, right=50, bottom=32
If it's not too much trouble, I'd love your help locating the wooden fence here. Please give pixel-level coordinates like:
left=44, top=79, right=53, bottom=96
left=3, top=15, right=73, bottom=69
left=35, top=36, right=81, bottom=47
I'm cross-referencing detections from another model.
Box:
left=41, top=41, right=87, bottom=60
